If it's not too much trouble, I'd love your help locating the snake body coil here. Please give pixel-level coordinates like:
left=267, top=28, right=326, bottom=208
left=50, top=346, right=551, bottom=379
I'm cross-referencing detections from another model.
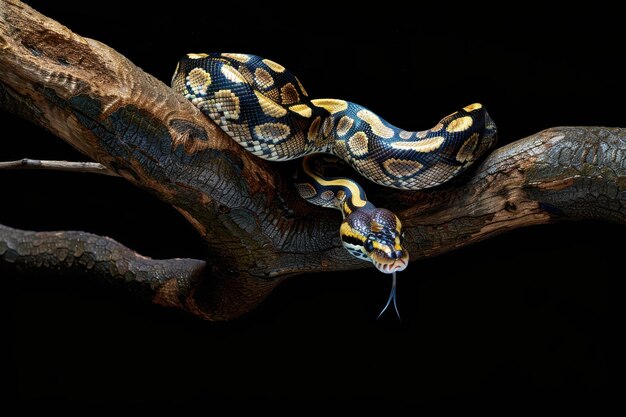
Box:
left=172, top=53, right=498, bottom=273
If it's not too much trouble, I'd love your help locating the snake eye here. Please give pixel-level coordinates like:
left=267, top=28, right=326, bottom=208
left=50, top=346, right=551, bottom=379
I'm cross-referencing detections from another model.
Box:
left=364, top=236, right=374, bottom=252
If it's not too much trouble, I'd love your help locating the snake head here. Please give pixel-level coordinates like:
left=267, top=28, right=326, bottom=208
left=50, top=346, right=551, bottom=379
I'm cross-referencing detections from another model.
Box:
left=340, top=207, right=409, bottom=274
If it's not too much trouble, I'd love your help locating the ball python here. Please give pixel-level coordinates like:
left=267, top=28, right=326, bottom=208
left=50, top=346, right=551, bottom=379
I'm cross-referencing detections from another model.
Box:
left=171, top=53, right=498, bottom=316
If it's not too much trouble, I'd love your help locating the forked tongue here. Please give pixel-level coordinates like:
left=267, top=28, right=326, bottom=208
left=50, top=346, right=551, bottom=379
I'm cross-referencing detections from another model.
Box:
left=377, top=271, right=400, bottom=321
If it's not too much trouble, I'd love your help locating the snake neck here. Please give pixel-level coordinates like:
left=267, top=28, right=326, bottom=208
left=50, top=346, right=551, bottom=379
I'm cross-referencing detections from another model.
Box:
left=296, top=155, right=374, bottom=217
left=298, top=155, right=409, bottom=273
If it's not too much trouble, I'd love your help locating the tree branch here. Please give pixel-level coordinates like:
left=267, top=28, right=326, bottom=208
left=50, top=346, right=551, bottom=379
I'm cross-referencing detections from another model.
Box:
left=390, top=126, right=626, bottom=258
left=1, top=0, right=624, bottom=320
left=0, top=223, right=205, bottom=309
left=0, top=158, right=119, bottom=176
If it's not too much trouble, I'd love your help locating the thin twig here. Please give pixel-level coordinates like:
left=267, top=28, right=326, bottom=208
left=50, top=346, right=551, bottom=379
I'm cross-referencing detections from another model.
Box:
left=0, top=158, right=119, bottom=176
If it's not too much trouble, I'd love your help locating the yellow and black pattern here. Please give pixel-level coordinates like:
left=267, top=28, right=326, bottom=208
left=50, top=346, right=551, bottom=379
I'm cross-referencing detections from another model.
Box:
left=172, top=53, right=497, bottom=189
left=172, top=52, right=498, bottom=273
left=297, top=155, right=409, bottom=273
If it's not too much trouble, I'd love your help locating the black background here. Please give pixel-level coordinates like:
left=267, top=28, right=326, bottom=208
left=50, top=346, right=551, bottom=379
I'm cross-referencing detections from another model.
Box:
left=1, top=2, right=624, bottom=412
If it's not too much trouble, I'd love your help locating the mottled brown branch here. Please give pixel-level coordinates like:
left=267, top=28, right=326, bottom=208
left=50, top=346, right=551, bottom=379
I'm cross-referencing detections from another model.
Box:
left=0, top=158, right=119, bottom=176
left=0, top=0, right=624, bottom=320
left=0, top=224, right=284, bottom=321
left=0, top=223, right=205, bottom=308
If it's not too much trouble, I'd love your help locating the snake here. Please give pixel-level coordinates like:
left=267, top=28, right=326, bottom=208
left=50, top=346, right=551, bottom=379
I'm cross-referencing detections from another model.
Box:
left=171, top=52, right=498, bottom=292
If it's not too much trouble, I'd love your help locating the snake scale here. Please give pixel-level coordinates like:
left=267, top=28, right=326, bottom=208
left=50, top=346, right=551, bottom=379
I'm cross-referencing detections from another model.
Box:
left=172, top=53, right=498, bottom=276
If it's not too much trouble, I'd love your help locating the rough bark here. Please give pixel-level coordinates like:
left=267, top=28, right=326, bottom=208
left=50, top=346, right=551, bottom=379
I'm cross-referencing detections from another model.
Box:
left=0, top=223, right=205, bottom=306
left=1, top=0, right=624, bottom=320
